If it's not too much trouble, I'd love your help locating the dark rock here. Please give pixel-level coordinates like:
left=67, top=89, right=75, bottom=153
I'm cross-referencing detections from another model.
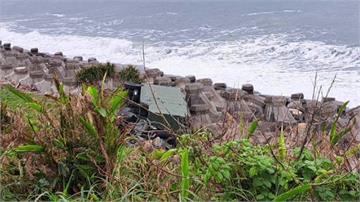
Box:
left=54, top=52, right=63, bottom=57
left=186, top=75, right=196, bottom=83
left=242, top=84, right=254, bottom=94
left=30, top=48, right=39, bottom=54
left=323, top=97, right=336, bottom=103
left=214, top=83, right=226, bottom=90
left=190, top=104, right=210, bottom=114
left=3, top=43, right=11, bottom=51
left=291, top=93, right=304, bottom=100
left=88, top=57, right=98, bottom=63
left=0, top=65, right=13, bottom=70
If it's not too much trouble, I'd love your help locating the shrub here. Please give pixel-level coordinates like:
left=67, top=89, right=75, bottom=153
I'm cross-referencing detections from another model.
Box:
left=76, top=62, right=115, bottom=84
left=0, top=80, right=128, bottom=201
left=118, top=65, right=143, bottom=84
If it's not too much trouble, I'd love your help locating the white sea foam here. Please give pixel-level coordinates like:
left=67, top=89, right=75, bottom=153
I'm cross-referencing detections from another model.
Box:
left=46, top=13, right=65, bottom=18
left=245, top=10, right=302, bottom=16
left=0, top=25, right=359, bottom=106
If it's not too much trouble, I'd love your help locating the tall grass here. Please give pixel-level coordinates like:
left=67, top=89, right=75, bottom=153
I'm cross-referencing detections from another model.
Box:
left=0, top=81, right=359, bottom=201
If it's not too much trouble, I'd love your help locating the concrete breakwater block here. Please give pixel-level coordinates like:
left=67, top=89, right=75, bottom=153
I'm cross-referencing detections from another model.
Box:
left=14, top=66, right=28, bottom=74
left=214, top=83, right=226, bottom=90
left=197, top=78, right=213, bottom=86
left=12, top=46, right=24, bottom=53
left=30, top=48, right=39, bottom=54
left=291, top=93, right=304, bottom=100
left=73, top=56, right=83, bottom=61
left=190, top=104, right=210, bottom=114
left=154, top=76, right=173, bottom=86
left=145, top=68, right=163, bottom=78
left=242, top=84, right=254, bottom=94
left=265, top=96, right=296, bottom=124
left=185, top=75, right=196, bottom=83
left=62, top=77, right=77, bottom=86
left=88, top=57, right=98, bottom=63
left=185, top=83, right=204, bottom=95
left=3, top=43, right=11, bottom=51
left=29, top=70, right=44, bottom=79
left=54, top=52, right=63, bottom=57
left=0, top=64, right=13, bottom=70
left=223, top=88, right=245, bottom=101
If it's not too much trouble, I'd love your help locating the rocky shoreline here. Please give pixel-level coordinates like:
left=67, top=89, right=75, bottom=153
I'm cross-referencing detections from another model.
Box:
left=1, top=41, right=359, bottom=147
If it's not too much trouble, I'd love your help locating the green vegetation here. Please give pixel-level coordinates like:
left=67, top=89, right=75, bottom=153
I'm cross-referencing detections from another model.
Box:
left=0, top=82, right=359, bottom=201
left=118, top=65, right=143, bottom=84
left=76, top=62, right=115, bottom=84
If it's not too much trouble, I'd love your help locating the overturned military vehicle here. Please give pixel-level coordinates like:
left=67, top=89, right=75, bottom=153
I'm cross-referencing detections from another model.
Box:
left=120, top=82, right=189, bottom=148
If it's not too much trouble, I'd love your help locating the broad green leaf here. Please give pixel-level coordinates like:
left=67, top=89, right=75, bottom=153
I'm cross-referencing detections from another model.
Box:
left=108, top=90, right=127, bottom=116
left=87, top=86, right=99, bottom=107
left=96, top=107, right=107, bottom=117
left=273, top=184, right=311, bottom=201
left=248, top=120, right=258, bottom=138
left=13, top=144, right=45, bottom=154
left=160, top=149, right=176, bottom=163
left=79, top=117, right=98, bottom=138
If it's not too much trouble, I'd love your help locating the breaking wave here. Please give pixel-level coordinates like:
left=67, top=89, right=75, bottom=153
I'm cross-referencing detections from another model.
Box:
left=0, top=25, right=359, bottom=106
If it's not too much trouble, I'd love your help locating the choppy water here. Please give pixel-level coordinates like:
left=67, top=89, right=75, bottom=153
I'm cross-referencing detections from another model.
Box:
left=0, top=0, right=359, bottom=105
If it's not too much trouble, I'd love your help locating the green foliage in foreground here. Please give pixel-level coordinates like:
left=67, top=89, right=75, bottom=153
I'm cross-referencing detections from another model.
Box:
left=0, top=84, right=359, bottom=201
left=118, top=65, right=143, bottom=84
left=76, top=62, right=115, bottom=84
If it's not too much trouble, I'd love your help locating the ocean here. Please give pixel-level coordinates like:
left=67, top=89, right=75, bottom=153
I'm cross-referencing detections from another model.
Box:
left=0, top=0, right=359, bottom=105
